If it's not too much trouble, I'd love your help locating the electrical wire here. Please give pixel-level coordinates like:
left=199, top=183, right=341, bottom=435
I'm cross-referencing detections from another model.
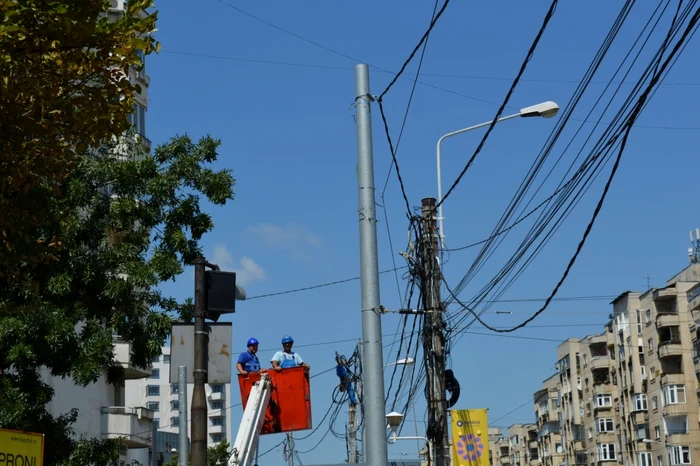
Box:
left=445, top=0, right=699, bottom=338
left=434, top=0, right=559, bottom=212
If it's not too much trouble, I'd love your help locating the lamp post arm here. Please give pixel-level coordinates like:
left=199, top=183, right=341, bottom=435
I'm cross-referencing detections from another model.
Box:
left=435, top=112, right=520, bottom=241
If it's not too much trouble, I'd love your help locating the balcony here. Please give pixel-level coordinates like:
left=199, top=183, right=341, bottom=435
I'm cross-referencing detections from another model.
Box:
left=101, top=406, right=153, bottom=448
left=500, top=457, right=511, bottom=464
left=208, top=391, right=225, bottom=402
left=208, top=408, right=225, bottom=418
left=658, top=343, right=683, bottom=359
left=653, top=287, right=677, bottom=301
left=590, top=356, right=610, bottom=371
left=687, top=283, right=700, bottom=311
left=530, top=441, right=539, bottom=449
left=529, top=459, right=541, bottom=466
left=114, top=341, right=151, bottom=380
left=630, top=411, right=648, bottom=424
left=593, top=383, right=614, bottom=395
left=209, top=424, right=225, bottom=435
left=663, top=403, right=687, bottom=417
left=660, top=373, right=685, bottom=386
left=657, top=313, right=681, bottom=328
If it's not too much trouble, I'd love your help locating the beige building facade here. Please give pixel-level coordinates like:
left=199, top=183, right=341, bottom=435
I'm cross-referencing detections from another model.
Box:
left=534, top=373, right=563, bottom=466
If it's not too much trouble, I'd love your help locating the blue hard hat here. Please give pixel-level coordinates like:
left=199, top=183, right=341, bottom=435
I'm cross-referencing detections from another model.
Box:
left=281, top=335, right=294, bottom=344
left=247, top=337, right=259, bottom=346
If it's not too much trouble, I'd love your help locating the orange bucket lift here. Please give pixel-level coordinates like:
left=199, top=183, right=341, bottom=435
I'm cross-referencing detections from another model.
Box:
left=229, top=367, right=312, bottom=466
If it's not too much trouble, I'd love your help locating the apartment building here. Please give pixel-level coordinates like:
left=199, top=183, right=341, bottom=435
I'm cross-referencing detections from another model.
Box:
left=42, top=337, right=154, bottom=465
left=41, top=2, right=155, bottom=465
left=125, top=346, right=234, bottom=449
left=579, top=330, right=619, bottom=466
left=507, top=424, right=539, bottom=466
left=555, top=338, right=588, bottom=466
left=490, top=427, right=506, bottom=466
left=534, top=374, right=562, bottom=466
left=611, top=263, right=700, bottom=466
left=495, top=436, right=512, bottom=466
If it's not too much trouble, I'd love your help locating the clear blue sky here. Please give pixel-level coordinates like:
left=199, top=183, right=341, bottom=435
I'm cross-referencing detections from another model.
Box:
left=149, top=1, right=699, bottom=463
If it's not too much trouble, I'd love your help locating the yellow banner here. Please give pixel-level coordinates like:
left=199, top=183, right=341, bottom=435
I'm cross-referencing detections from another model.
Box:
left=451, top=409, right=489, bottom=466
left=0, top=428, right=44, bottom=466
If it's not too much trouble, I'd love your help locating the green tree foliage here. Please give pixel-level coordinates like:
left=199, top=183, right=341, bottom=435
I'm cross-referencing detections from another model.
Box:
left=166, top=440, right=233, bottom=466
left=0, top=135, right=235, bottom=465
left=0, top=0, right=159, bottom=283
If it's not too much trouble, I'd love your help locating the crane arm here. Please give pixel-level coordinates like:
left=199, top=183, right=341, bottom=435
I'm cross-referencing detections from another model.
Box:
left=229, top=373, right=272, bottom=466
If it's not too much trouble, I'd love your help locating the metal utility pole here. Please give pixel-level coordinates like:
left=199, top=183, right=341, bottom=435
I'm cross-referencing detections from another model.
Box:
left=178, top=366, right=189, bottom=466
left=354, top=63, right=389, bottom=466
left=348, top=404, right=359, bottom=463
left=287, top=433, right=295, bottom=466
left=421, top=198, right=449, bottom=466
left=192, top=258, right=208, bottom=466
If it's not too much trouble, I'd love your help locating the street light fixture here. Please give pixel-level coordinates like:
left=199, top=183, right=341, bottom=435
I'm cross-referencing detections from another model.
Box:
left=385, top=357, right=415, bottom=367
left=435, top=100, right=560, bottom=242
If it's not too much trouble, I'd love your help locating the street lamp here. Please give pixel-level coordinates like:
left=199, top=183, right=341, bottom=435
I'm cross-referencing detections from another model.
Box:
left=386, top=411, right=432, bottom=462
left=385, top=357, right=415, bottom=367
left=435, top=101, right=560, bottom=242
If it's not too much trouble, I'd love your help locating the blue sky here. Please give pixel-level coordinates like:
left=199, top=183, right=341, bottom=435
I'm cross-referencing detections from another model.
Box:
left=148, top=1, right=699, bottom=463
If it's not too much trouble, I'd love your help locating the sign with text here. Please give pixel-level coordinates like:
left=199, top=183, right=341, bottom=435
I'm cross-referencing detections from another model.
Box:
left=451, top=409, right=489, bottom=466
left=0, top=428, right=44, bottom=466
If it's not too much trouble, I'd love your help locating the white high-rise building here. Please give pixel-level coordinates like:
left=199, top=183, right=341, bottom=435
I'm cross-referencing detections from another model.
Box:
left=125, top=346, right=234, bottom=448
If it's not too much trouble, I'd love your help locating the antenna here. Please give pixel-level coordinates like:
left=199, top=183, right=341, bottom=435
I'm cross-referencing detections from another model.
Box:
left=690, top=229, right=700, bottom=264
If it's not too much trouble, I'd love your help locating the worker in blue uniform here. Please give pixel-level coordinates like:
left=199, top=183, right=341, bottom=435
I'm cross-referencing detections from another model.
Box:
left=271, top=335, right=310, bottom=371
left=236, top=337, right=261, bottom=375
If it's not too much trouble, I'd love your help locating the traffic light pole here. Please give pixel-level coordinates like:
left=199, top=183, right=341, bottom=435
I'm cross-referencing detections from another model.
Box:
left=192, top=257, right=208, bottom=466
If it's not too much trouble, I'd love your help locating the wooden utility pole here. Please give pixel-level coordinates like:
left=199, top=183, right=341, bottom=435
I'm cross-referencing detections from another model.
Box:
left=421, top=197, right=449, bottom=466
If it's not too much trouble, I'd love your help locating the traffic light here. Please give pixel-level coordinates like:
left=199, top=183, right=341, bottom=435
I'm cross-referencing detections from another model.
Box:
left=204, top=270, right=246, bottom=322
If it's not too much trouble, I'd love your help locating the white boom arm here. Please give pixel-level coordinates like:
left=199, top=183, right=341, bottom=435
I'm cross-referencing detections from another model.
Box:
left=229, top=373, right=273, bottom=466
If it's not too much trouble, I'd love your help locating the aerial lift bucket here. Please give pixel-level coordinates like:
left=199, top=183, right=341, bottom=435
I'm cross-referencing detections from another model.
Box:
left=237, top=366, right=312, bottom=434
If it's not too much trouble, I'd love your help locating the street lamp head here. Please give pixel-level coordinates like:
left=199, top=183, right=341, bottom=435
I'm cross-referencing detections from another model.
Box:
left=519, top=101, right=559, bottom=118
left=385, top=411, right=405, bottom=431
left=396, top=357, right=415, bottom=365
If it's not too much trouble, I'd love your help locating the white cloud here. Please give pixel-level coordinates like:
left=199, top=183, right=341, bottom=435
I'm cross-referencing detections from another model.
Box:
left=246, top=223, right=322, bottom=259
left=211, top=244, right=265, bottom=286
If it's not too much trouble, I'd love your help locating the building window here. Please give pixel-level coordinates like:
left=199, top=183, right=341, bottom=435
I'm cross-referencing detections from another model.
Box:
left=171, top=416, right=179, bottom=427
left=147, top=385, right=160, bottom=396
left=655, top=426, right=660, bottom=439
left=663, top=385, right=686, bottom=405
left=633, top=394, right=648, bottom=411
left=648, top=338, right=654, bottom=352
left=594, top=394, right=612, bottom=407
left=639, top=453, right=652, bottom=466
left=645, top=309, right=651, bottom=323
left=657, top=456, right=663, bottom=466
left=150, top=368, right=160, bottom=379
left=637, top=310, right=643, bottom=334
left=211, top=434, right=224, bottom=443
left=146, top=402, right=159, bottom=412
left=668, top=446, right=690, bottom=465
left=598, top=444, right=616, bottom=461
left=639, top=345, right=644, bottom=355
left=212, top=418, right=224, bottom=427
left=130, top=103, right=147, bottom=136
left=210, top=384, right=224, bottom=393
left=652, top=396, right=658, bottom=410
left=588, top=427, right=593, bottom=439
left=211, top=401, right=224, bottom=410
left=164, top=354, right=170, bottom=363
left=172, top=383, right=179, bottom=394
left=596, top=418, right=614, bottom=433
left=152, top=355, right=159, bottom=363
left=171, top=400, right=179, bottom=411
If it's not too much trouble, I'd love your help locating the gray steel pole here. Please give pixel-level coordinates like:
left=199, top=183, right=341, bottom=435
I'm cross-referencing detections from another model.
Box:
left=354, top=63, right=388, bottom=466
left=192, top=258, right=208, bottom=466
left=151, top=413, right=158, bottom=466
left=179, top=366, right=189, bottom=466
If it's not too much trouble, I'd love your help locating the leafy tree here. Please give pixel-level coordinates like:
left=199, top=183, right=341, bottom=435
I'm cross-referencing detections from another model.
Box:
left=0, top=135, right=235, bottom=465
left=0, top=0, right=159, bottom=283
left=166, top=440, right=233, bottom=466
